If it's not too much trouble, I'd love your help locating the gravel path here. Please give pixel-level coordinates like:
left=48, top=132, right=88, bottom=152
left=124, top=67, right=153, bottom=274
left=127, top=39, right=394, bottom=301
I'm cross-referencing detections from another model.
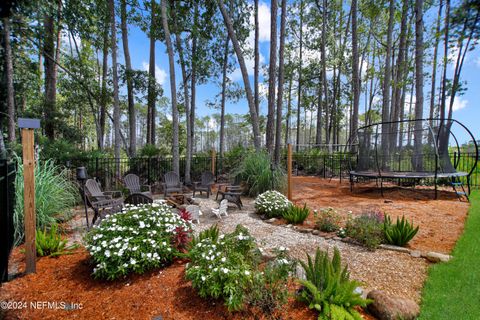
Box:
left=193, top=196, right=429, bottom=302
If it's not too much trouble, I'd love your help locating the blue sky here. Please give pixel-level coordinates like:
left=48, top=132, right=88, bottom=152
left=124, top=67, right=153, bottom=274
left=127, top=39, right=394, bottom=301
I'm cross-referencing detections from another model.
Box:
left=120, top=1, right=480, bottom=144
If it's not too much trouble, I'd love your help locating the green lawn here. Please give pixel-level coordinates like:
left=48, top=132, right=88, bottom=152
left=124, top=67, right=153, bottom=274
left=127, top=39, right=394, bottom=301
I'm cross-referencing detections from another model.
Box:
left=419, top=191, right=480, bottom=319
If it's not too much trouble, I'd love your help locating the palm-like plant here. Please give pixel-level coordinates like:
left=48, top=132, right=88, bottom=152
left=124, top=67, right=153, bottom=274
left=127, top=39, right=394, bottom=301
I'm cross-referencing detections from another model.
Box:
left=297, top=248, right=371, bottom=320
left=384, top=215, right=419, bottom=247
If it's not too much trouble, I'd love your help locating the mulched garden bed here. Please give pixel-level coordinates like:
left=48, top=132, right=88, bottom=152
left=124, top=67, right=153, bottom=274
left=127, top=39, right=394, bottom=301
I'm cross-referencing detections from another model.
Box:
left=0, top=247, right=376, bottom=320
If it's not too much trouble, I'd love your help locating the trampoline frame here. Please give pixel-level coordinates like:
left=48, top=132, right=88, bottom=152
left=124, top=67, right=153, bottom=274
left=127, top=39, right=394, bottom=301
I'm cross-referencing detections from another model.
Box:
left=346, top=118, right=478, bottom=199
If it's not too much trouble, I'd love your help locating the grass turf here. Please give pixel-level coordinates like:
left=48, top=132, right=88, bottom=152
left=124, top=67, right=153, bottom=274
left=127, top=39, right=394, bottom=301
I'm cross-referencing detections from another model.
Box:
left=419, top=191, right=480, bottom=319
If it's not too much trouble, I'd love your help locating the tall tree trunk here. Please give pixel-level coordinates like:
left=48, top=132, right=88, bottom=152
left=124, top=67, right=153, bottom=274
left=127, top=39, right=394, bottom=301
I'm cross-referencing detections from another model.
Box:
left=413, top=0, right=424, bottom=171
left=285, top=75, right=292, bottom=146
left=351, top=0, right=359, bottom=145
left=274, top=0, right=286, bottom=164
left=43, top=12, right=56, bottom=139
left=429, top=0, right=443, bottom=126
left=439, top=0, right=450, bottom=123
left=109, top=0, right=121, bottom=162
left=266, top=0, right=278, bottom=154
left=220, top=35, right=229, bottom=157
left=161, top=0, right=179, bottom=175
left=188, top=2, right=199, bottom=184
left=3, top=17, right=15, bottom=142
left=315, top=80, right=323, bottom=145
left=321, top=0, right=329, bottom=145
left=147, top=0, right=156, bottom=145
left=120, top=0, right=136, bottom=156
left=390, top=0, right=409, bottom=150
left=254, top=0, right=260, bottom=117
left=381, top=0, right=395, bottom=166
left=296, top=0, right=304, bottom=151
left=99, top=19, right=109, bottom=150
left=218, top=0, right=261, bottom=150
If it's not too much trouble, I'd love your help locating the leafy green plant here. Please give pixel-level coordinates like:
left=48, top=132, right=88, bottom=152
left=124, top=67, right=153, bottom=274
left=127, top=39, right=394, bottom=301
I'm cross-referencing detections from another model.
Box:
left=188, top=224, right=220, bottom=250
left=36, top=224, right=78, bottom=257
left=345, top=212, right=385, bottom=250
left=85, top=202, right=193, bottom=280
left=297, top=248, right=371, bottom=320
left=14, top=158, right=78, bottom=246
left=383, top=214, right=419, bottom=247
left=315, top=208, right=342, bottom=232
left=245, top=248, right=295, bottom=316
left=234, top=152, right=286, bottom=196
left=282, top=204, right=310, bottom=224
left=255, top=190, right=292, bottom=218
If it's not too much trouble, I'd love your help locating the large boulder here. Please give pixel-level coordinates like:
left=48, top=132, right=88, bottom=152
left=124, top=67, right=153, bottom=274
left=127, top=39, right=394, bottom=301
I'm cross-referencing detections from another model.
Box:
left=367, top=290, right=420, bottom=320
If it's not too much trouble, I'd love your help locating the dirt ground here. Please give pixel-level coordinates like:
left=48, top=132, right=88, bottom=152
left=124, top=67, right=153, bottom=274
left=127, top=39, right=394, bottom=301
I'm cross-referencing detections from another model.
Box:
left=291, top=176, right=470, bottom=254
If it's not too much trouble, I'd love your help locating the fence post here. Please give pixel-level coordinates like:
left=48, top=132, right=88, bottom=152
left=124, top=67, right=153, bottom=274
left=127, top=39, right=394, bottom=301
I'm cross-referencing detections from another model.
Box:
left=287, top=143, right=292, bottom=200
left=22, top=129, right=36, bottom=274
left=211, top=149, right=216, bottom=175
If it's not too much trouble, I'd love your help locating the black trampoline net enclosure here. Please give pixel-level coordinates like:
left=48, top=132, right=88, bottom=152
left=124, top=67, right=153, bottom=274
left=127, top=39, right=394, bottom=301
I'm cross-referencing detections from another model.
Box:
left=347, top=118, right=478, bottom=182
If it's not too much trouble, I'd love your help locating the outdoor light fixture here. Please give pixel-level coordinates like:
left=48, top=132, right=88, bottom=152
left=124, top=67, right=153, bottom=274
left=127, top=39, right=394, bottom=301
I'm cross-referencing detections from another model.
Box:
left=270, top=162, right=275, bottom=190
left=76, top=167, right=90, bottom=229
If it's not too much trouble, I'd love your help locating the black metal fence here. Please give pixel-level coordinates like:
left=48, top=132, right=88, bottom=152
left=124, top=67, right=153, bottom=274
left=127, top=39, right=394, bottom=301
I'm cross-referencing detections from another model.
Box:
left=63, top=151, right=479, bottom=191
left=1, top=160, right=16, bottom=283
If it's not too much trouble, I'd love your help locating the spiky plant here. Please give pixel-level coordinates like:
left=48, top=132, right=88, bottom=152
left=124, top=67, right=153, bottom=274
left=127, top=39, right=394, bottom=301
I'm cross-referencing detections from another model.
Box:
left=384, top=215, right=419, bottom=247
left=282, top=204, right=310, bottom=224
left=297, top=248, right=371, bottom=320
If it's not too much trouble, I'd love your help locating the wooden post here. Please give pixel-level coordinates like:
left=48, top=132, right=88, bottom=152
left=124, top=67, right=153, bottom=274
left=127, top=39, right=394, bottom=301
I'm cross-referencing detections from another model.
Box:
left=22, top=129, right=36, bottom=274
left=287, top=143, right=292, bottom=200
left=211, top=149, right=216, bottom=175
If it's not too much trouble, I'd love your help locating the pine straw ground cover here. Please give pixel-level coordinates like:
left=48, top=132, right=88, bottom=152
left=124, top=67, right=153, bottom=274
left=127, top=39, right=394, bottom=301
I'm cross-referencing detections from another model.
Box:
left=0, top=246, right=337, bottom=320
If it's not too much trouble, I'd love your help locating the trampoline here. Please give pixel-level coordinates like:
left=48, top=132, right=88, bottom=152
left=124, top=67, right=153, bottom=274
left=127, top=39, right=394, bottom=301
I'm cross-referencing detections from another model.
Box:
left=347, top=118, right=478, bottom=199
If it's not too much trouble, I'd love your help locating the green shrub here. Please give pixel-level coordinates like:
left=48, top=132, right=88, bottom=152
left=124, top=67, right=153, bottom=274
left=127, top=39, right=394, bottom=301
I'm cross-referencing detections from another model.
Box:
left=14, top=158, right=78, bottom=246
left=297, top=248, right=371, bottom=320
left=186, top=225, right=258, bottom=311
left=345, top=212, right=385, bottom=250
left=36, top=224, right=78, bottom=257
left=186, top=225, right=295, bottom=312
left=234, top=152, right=286, bottom=196
left=384, top=214, right=419, bottom=247
left=315, top=208, right=342, bottom=232
left=188, top=224, right=220, bottom=251
left=85, top=202, right=193, bottom=280
left=245, top=248, right=295, bottom=315
left=282, top=204, right=310, bottom=224
left=255, top=190, right=292, bottom=218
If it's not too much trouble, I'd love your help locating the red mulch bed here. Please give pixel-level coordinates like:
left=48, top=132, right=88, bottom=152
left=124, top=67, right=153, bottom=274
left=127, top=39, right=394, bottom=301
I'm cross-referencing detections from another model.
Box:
left=1, top=247, right=377, bottom=320
left=289, top=176, right=470, bottom=254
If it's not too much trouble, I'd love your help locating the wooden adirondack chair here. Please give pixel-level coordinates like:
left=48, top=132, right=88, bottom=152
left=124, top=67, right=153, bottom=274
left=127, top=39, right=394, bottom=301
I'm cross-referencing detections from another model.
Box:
left=123, top=173, right=152, bottom=197
left=83, top=179, right=124, bottom=226
left=212, top=199, right=228, bottom=219
left=216, top=176, right=243, bottom=209
left=162, top=171, right=183, bottom=197
left=193, top=171, right=215, bottom=198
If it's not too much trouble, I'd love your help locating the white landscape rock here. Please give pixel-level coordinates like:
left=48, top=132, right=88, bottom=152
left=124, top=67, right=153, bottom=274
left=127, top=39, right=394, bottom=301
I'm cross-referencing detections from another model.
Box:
left=423, top=251, right=452, bottom=263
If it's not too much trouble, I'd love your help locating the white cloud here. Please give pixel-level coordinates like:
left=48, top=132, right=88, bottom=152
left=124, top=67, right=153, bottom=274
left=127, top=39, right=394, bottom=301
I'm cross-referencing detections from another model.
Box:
left=141, top=61, right=167, bottom=85
left=250, top=2, right=271, bottom=42
left=448, top=97, right=468, bottom=112
left=475, top=57, right=480, bottom=68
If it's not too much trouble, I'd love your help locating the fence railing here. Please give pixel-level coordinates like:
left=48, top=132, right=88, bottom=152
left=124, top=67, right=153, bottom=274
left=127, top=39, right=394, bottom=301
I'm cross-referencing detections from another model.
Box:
left=62, top=151, right=479, bottom=191
left=1, top=160, right=16, bottom=282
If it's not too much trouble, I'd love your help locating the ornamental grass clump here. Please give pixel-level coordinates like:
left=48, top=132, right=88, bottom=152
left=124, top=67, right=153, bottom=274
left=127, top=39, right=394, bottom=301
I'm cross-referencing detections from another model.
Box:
left=85, top=202, right=192, bottom=280
left=383, top=214, right=419, bottom=247
left=234, top=152, right=287, bottom=196
left=282, top=204, right=310, bottom=224
left=14, top=158, right=78, bottom=246
left=255, top=190, right=292, bottom=218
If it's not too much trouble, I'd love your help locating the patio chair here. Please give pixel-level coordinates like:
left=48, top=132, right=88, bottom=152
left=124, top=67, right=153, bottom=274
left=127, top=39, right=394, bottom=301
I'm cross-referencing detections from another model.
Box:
left=125, top=193, right=153, bottom=205
left=212, top=199, right=228, bottom=219
left=216, top=176, right=243, bottom=209
left=123, top=173, right=152, bottom=198
left=193, top=171, right=215, bottom=198
left=83, top=179, right=124, bottom=226
left=185, top=205, right=202, bottom=224
left=162, top=171, right=183, bottom=197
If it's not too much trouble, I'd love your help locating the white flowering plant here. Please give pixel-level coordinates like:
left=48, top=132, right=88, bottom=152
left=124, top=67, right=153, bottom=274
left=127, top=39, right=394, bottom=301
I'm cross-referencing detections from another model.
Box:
left=85, top=202, right=193, bottom=280
left=255, top=190, right=292, bottom=218
left=186, top=225, right=295, bottom=313
left=186, top=225, right=258, bottom=311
